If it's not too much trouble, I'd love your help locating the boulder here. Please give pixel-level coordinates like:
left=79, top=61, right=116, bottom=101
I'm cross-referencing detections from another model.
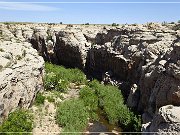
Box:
left=143, top=105, right=180, bottom=135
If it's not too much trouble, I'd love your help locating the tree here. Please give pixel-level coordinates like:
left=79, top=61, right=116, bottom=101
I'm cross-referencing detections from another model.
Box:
left=112, top=23, right=119, bottom=26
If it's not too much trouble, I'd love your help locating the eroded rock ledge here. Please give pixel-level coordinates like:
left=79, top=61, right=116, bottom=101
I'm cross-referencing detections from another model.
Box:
left=0, top=22, right=180, bottom=133
left=0, top=40, right=44, bottom=123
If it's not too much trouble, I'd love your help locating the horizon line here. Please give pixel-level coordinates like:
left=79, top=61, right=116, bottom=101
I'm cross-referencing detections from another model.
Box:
left=0, top=1, right=180, bottom=4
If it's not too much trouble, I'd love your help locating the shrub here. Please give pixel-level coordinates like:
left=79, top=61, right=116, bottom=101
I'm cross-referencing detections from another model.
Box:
left=46, top=96, right=55, bottom=103
left=112, top=23, right=119, bottom=26
left=68, top=68, right=87, bottom=84
left=88, top=80, right=141, bottom=131
left=0, top=109, right=33, bottom=135
left=45, top=63, right=87, bottom=92
left=56, top=99, right=89, bottom=134
left=34, top=92, right=45, bottom=106
left=46, top=35, right=52, bottom=41
left=46, top=63, right=141, bottom=132
left=79, top=86, right=98, bottom=120
left=85, top=23, right=89, bottom=25
left=45, top=66, right=69, bottom=92
left=90, top=82, right=124, bottom=124
left=0, top=48, right=4, bottom=52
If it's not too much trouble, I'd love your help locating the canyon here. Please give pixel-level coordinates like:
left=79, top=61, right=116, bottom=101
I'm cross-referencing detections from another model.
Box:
left=0, top=22, right=180, bottom=134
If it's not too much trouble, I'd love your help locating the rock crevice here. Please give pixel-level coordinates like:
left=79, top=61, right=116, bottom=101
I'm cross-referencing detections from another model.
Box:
left=0, top=22, right=180, bottom=133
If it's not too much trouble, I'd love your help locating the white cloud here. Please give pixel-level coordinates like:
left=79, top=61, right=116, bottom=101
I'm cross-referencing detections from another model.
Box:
left=0, top=2, right=59, bottom=11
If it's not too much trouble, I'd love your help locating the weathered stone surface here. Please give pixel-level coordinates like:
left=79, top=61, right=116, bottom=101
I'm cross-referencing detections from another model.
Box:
left=127, top=84, right=139, bottom=109
left=0, top=22, right=179, bottom=133
left=143, top=105, right=180, bottom=135
left=0, top=41, right=44, bottom=122
left=55, top=29, right=91, bottom=69
left=86, top=43, right=129, bottom=80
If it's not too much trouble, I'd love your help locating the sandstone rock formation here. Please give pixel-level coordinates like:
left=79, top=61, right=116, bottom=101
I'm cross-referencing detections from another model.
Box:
left=0, top=40, right=44, bottom=123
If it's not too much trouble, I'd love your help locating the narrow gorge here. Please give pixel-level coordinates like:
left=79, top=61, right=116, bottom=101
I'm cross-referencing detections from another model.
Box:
left=0, top=22, right=180, bottom=134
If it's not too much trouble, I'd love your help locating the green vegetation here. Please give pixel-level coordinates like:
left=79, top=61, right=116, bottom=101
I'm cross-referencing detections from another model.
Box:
left=56, top=79, right=141, bottom=133
left=34, top=92, right=45, bottom=106
left=0, top=48, right=4, bottom=52
left=87, top=80, right=141, bottom=131
left=2, top=22, right=33, bottom=25
left=46, top=96, right=55, bottom=103
left=56, top=99, right=89, bottom=135
left=0, top=109, right=33, bottom=135
left=45, top=62, right=87, bottom=92
left=46, top=35, right=52, bottom=41
left=112, top=23, right=119, bottom=26
left=15, top=55, right=22, bottom=60
left=85, top=23, right=90, bottom=25
left=45, top=63, right=141, bottom=133
left=79, top=86, right=99, bottom=121
left=0, top=30, right=2, bottom=36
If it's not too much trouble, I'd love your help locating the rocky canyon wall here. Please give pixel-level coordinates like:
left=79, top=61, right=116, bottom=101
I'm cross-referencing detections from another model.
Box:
left=0, top=22, right=180, bottom=134
left=0, top=25, right=45, bottom=123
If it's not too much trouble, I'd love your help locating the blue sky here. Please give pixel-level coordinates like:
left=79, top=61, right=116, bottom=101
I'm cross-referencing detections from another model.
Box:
left=0, top=0, right=179, bottom=24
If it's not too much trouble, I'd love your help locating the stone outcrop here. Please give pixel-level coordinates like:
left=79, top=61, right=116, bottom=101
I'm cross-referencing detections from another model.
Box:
left=0, top=40, right=44, bottom=122
left=142, top=105, right=180, bottom=135
left=0, top=22, right=179, bottom=133
left=55, top=29, right=91, bottom=69
left=30, top=27, right=49, bottom=61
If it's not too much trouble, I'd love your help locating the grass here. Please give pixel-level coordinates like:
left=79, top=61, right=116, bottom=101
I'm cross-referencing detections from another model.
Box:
left=0, top=109, right=33, bottom=135
left=87, top=80, right=141, bottom=131
left=79, top=86, right=99, bottom=121
left=45, top=63, right=141, bottom=132
left=56, top=99, right=89, bottom=135
left=46, top=96, right=55, bottom=103
left=56, top=79, right=141, bottom=133
left=45, top=62, right=87, bottom=92
left=34, top=92, right=45, bottom=106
